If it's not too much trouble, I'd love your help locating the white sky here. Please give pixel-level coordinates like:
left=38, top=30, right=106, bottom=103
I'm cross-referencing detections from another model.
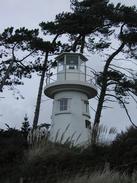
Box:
left=0, top=0, right=71, bottom=30
left=0, top=0, right=137, bottom=131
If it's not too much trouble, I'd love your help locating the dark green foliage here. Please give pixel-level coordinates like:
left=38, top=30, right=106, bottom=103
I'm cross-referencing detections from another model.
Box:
left=0, top=27, right=39, bottom=48
left=1, top=125, right=137, bottom=182
left=110, top=126, right=137, bottom=174
left=0, top=127, right=28, bottom=180
left=40, top=0, right=137, bottom=49
left=0, top=27, right=62, bottom=91
left=21, top=142, right=109, bottom=182
left=21, top=114, right=30, bottom=140
left=97, top=70, right=137, bottom=99
left=0, top=27, right=40, bottom=89
left=112, top=3, right=137, bottom=25
left=40, top=0, right=114, bottom=36
left=39, top=0, right=119, bottom=53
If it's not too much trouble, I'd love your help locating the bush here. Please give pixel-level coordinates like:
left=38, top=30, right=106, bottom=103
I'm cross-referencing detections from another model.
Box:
left=110, top=126, right=137, bottom=173
left=20, top=138, right=110, bottom=182
left=0, top=128, right=28, bottom=180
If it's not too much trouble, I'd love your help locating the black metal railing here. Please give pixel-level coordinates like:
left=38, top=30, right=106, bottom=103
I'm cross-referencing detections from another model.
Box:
left=46, top=65, right=96, bottom=86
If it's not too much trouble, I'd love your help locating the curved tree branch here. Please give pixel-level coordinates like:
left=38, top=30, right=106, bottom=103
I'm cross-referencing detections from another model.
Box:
left=106, top=94, right=137, bottom=128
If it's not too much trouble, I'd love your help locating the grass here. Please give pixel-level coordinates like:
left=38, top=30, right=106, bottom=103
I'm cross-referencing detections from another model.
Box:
left=21, top=137, right=82, bottom=180
left=20, top=127, right=117, bottom=181
left=7, top=125, right=136, bottom=182
left=2, top=135, right=137, bottom=183
left=1, top=125, right=137, bottom=183
left=59, top=170, right=137, bottom=183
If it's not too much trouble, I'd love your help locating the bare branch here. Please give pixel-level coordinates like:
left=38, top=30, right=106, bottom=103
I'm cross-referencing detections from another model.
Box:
left=109, top=66, right=135, bottom=79
left=106, top=94, right=137, bottom=128
left=104, top=97, right=117, bottom=103
left=120, top=23, right=126, bottom=36
left=102, top=105, right=113, bottom=109
left=111, top=52, right=137, bottom=66
left=109, top=64, right=135, bottom=74
left=106, top=81, right=118, bottom=86
left=89, top=105, right=96, bottom=113
left=128, top=91, right=137, bottom=105
left=19, top=50, right=36, bottom=62
left=52, top=34, right=60, bottom=44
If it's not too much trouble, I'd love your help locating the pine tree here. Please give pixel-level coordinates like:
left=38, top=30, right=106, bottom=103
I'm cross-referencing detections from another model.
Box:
left=21, top=114, right=30, bottom=139
left=0, top=26, right=62, bottom=129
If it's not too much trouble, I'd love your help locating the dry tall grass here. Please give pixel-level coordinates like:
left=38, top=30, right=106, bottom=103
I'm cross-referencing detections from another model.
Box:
left=21, top=126, right=136, bottom=183
left=59, top=170, right=137, bottom=183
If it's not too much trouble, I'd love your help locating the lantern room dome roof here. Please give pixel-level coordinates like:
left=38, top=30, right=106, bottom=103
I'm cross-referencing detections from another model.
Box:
left=55, top=52, right=88, bottom=62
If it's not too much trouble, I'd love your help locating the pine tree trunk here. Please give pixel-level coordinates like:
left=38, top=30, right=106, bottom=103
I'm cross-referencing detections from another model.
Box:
left=92, top=43, right=125, bottom=144
left=32, top=52, right=48, bottom=129
left=32, top=34, right=59, bottom=129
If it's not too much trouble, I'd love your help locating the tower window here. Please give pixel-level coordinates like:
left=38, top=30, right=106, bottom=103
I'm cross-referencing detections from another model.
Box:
left=59, top=98, right=68, bottom=111
left=85, top=120, right=91, bottom=129
left=84, top=101, right=89, bottom=113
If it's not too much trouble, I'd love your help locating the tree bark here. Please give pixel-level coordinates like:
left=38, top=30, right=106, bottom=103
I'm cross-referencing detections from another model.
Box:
left=80, top=35, right=85, bottom=53
left=32, top=34, right=60, bottom=129
left=71, top=34, right=82, bottom=52
left=32, top=52, right=48, bottom=129
left=92, top=43, right=125, bottom=144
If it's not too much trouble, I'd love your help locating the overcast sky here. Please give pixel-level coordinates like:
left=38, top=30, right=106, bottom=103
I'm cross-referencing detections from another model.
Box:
left=0, top=0, right=137, bottom=131
left=0, top=0, right=70, bottom=30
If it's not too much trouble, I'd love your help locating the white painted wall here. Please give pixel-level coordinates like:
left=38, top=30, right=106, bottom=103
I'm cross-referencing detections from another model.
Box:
left=57, top=69, right=86, bottom=82
left=50, top=91, right=91, bottom=145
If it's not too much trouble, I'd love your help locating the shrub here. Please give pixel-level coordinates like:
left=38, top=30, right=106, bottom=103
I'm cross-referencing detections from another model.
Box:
left=110, top=126, right=137, bottom=173
left=0, top=128, right=28, bottom=180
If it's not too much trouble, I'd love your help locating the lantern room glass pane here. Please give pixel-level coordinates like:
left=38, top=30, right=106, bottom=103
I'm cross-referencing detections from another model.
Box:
left=66, top=55, right=78, bottom=70
left=58, top=58, right=64, bottom=72
left=80, top=61, right=85, bottom=72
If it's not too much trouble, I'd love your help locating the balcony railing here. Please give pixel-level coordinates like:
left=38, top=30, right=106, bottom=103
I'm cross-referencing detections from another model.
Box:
left=46, top=65, right=96, bottom=86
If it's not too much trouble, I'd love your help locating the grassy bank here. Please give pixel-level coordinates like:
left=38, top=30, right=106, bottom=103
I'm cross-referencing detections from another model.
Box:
left=1, top=126, right=137, bottom=182
left=59, top=171, right=137, bottom=183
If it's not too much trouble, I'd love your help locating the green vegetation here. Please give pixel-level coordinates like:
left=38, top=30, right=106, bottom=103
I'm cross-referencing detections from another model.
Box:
left=0, top=125, right=137, bottom=182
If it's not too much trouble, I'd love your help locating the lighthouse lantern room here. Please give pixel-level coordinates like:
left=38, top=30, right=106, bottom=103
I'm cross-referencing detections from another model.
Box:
left=44, top=52, right=97, bottom=144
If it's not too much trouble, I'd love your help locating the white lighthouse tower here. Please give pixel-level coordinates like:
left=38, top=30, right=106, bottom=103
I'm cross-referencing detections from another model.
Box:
left=44, top=52, right=97, bottom=145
